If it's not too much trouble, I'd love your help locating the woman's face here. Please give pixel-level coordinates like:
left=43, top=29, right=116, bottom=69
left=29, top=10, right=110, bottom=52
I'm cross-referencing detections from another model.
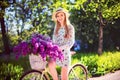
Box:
left=56, top=12, right=65, bottom=24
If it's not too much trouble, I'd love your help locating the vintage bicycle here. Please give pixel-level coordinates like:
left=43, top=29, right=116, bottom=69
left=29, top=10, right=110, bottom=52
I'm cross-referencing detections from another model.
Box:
left=20, top=52, right=88, bottom=80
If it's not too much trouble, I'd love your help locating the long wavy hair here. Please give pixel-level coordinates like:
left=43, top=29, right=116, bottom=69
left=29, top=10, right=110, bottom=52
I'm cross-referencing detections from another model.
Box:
left=54, top=12, right=70, bottom=38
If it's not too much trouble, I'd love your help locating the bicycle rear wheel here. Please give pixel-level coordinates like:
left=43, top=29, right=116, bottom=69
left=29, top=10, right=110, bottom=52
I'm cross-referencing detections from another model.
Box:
left=20, top=69, right=48, bottom=80
left=68, top=63, right=88, bottom=80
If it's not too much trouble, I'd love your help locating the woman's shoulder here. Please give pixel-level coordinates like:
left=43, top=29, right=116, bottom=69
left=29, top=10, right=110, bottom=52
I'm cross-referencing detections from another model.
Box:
left=68, top=24, right=74, bottom=30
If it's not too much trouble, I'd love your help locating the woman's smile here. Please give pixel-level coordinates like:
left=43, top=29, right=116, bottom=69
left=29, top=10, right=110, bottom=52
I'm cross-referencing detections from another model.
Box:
left=56, top=12, right=65, bottom=23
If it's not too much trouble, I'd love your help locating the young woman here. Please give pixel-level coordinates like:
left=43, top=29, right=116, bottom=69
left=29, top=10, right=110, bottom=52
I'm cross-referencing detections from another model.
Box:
left=48, top=8, right=75, bottom=80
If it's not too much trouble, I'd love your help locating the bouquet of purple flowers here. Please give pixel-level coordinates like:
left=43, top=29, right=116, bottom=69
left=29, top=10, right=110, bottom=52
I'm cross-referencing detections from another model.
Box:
left=13, top=33, right=64, bottom=61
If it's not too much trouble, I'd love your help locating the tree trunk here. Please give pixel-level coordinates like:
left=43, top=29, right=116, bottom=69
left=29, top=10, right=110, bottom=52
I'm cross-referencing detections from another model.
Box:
left=0, top=17, right=10, bottom=55
left=98, top=24, right=103, bottom=55
left=98, top=12, right=105, bottom=55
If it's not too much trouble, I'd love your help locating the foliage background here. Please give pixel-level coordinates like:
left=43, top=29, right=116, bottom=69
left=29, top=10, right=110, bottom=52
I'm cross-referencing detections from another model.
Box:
left=0, top=0, right=120, bottom=53
left=0, top=0, right=120, bottom=79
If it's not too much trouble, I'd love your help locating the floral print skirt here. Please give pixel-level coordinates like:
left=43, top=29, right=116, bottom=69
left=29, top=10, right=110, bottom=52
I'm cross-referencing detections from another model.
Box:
left=56, top=49, right=71, bottom=67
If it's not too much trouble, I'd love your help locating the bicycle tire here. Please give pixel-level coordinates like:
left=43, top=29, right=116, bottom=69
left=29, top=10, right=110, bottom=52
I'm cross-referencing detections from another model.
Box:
left=68, top=63, right=88, bottom=80
left=20, top=69, right=49, bottom=80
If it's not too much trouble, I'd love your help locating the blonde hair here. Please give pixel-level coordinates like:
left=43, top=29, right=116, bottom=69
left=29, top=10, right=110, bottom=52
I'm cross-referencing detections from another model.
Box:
left=52, top=8, right=70, bottom=38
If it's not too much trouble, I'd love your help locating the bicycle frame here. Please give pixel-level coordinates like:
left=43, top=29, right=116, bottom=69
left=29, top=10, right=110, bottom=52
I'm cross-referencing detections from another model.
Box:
left=20, top=52, right=88, bottom=80
left=40, top=68, right=49, bottom=80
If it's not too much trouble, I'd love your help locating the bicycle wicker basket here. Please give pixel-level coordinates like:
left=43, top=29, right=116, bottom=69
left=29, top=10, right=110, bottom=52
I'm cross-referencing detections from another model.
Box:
left=29, top=54, right=47, bottom=70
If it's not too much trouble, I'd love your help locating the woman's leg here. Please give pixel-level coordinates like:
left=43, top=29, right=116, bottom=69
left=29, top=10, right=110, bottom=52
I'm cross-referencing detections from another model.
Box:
left=61, top=66, right=69, bottom=80
left=48, top=60, right=58, bottom=80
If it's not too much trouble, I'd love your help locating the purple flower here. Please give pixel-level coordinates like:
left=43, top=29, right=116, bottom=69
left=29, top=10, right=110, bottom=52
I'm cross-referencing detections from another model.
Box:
left=13, top=33, right=64, bottom=61
left=13, top=41, right=30, bottom=58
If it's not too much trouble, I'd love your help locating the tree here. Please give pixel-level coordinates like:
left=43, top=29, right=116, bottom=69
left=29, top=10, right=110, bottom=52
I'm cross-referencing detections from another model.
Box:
left=69, top=0, right=120, bottom=54
left=65, top=0, right=99, bottom=51
left=4, top=0, right=53, bottom=44
left=5, top=0, right=50, bottom=35
left=0, top=0, right=53, bottom=54
left=0, top=0, right=10, bottom=55
left=93, top=0, right=120, bottom=55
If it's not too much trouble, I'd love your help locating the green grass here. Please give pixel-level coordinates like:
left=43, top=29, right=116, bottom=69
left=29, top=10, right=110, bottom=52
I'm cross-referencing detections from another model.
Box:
left=0, top=54, right=31, bottom=73
left=71, top=51, right=120, bottom=77
left=0, top=51, right=120, bottom=79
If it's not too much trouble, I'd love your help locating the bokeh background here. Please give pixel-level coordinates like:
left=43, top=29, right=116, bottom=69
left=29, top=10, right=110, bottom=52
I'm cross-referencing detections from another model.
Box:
left=0, top=0, right=120, bottom=80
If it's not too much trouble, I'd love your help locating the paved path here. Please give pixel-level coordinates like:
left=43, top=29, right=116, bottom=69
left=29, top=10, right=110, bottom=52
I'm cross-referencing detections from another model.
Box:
left=88, top=70, right=120, bottom=80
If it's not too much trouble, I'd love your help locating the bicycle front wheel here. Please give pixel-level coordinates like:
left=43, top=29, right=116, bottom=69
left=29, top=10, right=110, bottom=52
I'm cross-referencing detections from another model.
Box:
left=68, top=63, right=88, bottom=80
left=20, top=70, right=48, bottom=80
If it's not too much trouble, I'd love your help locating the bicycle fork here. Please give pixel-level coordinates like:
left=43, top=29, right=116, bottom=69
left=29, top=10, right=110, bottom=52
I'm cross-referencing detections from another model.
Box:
left=70, top=68, right=80, bottom=80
